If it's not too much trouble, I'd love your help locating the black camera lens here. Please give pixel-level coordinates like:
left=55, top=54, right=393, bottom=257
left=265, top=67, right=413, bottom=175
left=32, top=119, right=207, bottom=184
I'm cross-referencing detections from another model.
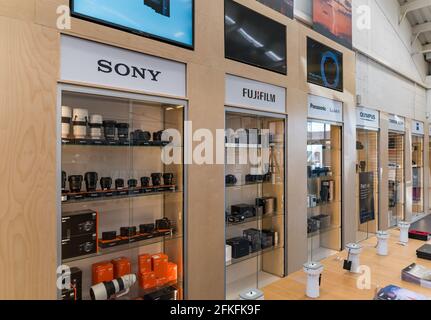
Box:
left=140, top=177, right=150, bottom=187
left=103, top=120, right=117, bottom=141
left=139, top=223, right=155, bottom=234
left=225, top=174, right=237, bottom=185
left=116, top=123, right=129, bottom=141
left=68, top=175, right=83, bottom=193
left=62, top=171, right=67, bottom=190
left=100, top=177, right=112, bottom=191
left=151, top=173, right=162, bottom=186
left=163, top=173, right=174, bottom=186
left=128, top=179, right=138, bottom=188
left=115, top=178, right=125, bottom=190
left=85, top=172, right=98, bottom=192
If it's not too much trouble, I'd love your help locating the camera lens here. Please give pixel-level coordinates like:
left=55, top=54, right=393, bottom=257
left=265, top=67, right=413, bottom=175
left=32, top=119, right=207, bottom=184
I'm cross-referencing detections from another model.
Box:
left=225, top=174, right=237, bottom=185
left=85, top=172, right=98, bottom=192
left=72, top=108, right=89, bottom=139
left=103, top=120, right=117, bottom=141
left=151, top=173, right=162, bottom=186
left=153, top=130, right=164, bottom=142
left=100, top=177, right=112, bottom=191
left=128, top=179, right=138, bottom=188
left=68, top=175, right=83, bottom=193
left=140, top=177, right=150, bottom=187
left=116, top=123, right=129, bottom=141
left=115, top=178, right=125, bottom=190
left=89, top=114, right=103, bottom=140
left=163, top=173, right=174, bottom=186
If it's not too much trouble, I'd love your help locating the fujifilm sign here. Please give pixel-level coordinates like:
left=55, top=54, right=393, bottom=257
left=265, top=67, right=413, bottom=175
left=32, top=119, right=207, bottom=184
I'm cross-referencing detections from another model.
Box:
left=356, top=107, right=379, bottom=129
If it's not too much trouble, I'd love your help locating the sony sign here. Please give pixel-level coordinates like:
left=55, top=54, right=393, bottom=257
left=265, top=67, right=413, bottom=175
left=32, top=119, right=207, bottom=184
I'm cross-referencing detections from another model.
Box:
left=60, top=35, right=186, bottom=97
left=356, top=107, right=379, bottom=130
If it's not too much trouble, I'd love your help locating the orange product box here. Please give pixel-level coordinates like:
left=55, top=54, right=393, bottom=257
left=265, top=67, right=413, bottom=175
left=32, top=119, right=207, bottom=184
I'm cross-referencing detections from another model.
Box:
left=138, top=272, right=157, bottom=290
left=138, top=254, right=152, bottom=274
left=167, top=262, right=178, bottom=282
left=111, top=257, right=131, bottom=278
left=92, top=261, right=114, bottom=285
left=156, top=277, right=167, bottom=287
left=151, top=253, right=168, bottom=278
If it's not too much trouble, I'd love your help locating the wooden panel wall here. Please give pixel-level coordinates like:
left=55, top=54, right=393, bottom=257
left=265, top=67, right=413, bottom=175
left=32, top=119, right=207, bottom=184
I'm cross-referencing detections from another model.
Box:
left=0, top=0, right=358, bottom=299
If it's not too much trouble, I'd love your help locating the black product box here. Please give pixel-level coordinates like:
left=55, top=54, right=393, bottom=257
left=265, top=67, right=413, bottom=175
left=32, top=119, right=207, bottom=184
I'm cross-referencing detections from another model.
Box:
left=243, top=228, right=261, bottom=253
left=311, top=214, right=331, bottom=229
left=61, top=267, right=82, bottom=300
left=307, top=218, right=320, bottom=234
left=226, top=237, right=250, bottom=259
left=417, top=244, right=431, bottom=261
left=144, top=286, right=178, bottom=300
left=62, top=210, right=97, bottom=239
left=231, top=204, right=256, bottom=218
left=61, top=233, right=97, bottom=260
left=261, top=230, right=275, bottom=249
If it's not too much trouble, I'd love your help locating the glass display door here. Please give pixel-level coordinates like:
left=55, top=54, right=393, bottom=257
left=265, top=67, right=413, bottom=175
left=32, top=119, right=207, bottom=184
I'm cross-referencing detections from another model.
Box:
left=388, top=131, right=405, bottom=227
left=307, top=121, right=342, bottom=262
left=356, top=128, right=379, bottom=241
left=412, top=134, right=424, bottom=218
left=59, top=86, right=185, bottom=300
left=224, top=109, right=286, bottom=300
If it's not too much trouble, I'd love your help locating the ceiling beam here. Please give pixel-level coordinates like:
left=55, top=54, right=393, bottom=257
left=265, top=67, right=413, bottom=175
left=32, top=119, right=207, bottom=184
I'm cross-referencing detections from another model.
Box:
left=400, top=0, right=431, bottom=24
left=412, top=21, right=431, bottom=44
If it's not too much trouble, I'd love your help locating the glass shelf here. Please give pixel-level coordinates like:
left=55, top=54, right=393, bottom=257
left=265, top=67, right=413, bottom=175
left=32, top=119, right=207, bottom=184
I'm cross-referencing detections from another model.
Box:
left=63, top=233, right=183, bottom=264
left=226, top=212, right=283, bottom=227
left=307, top=224, right=340, bottom=238
left=62, top=138, right=171, bottom=147
left=226, top=245, right=283, bottom=267
left=226, top=181, right=282, bottom=188
left=62, top=187, right=180, bottom=204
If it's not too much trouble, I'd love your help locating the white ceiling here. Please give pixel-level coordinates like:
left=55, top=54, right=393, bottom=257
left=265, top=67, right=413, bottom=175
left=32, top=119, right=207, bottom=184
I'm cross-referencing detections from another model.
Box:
left=398, top=0, right=431, bottom=54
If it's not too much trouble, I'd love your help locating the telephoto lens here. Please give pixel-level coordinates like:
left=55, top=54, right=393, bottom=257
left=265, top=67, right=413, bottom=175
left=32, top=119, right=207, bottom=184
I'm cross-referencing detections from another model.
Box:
left=62, top=171, right=67, bottom=191
left=84, top=172, right=98, bottom=192
left=115, top=178, right=125, bottom=190
left=116, top=123, right=130, bottom=141
left=103, top=120, right=117, bottom=141
left=140, top=177, right=150, bottom=188
left=151, top=173, right=162, bottom=186
left=163, top=173, right=174, bottom=186
left=68, top=175, right=83, bottom=193
left=90, top=274, right=136, bottom=301
left=128, top=179, right=138, bottom=189
left=89, top=114, right=103, bottom=140
left=100, top=177, right=112, bottom=191
left=61, top=106, right=72, bottom=139
left=72, top=108, right=89, bottom=139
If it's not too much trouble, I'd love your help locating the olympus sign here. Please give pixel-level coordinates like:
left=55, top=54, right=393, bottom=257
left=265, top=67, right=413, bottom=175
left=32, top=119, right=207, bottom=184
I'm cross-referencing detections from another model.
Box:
left=356, top=107, right=379, bottom=129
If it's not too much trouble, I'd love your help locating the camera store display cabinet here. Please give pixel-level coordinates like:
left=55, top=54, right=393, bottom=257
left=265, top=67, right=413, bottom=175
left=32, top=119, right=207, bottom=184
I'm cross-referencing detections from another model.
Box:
left=58, top=85, right=186, bottom=301
left=307, top=121, right=342, bottom=262
left=388, top=131, right=405, bottom=228
left=224, top=109, right=286, bottom=300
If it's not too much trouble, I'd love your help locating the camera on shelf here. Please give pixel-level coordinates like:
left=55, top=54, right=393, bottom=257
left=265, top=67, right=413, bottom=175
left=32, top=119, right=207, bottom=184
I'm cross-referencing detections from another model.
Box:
left=120, top=226, right=137, bottom=238
left=102, top=231, right=117, bottom=241
left=131, top=129, right=151, bottom=145
left=85, top=172, right=98, bottom=192
left=156, top=218, right=171, bottom=230
left=226, top=211, right=245, bottom=224
left=225, top=174, right=238, bottom=185
left=89, top=115, right=103, bottom=140
left=226, top=237, right=250, bottom=259
left=308, top=166, right=332, bottom=178
left=140, top=223, right=155, bottom=234
left=243, top=228, right=261, bottom=253
left=115, top=178, right=125, bottom=190
left=231, top=204, right=256, bottom=218
left=151, top=173, right=163, bottom=186
left=61, top=210, right=98, bottom=260
left=100, top=177, right=113, bottom=191
left=72, top=108, right=89, bottom=140
left=163, top=173, right=174, bottom=186
left=103, top=120, right=117, bottom=141
left=128, top=179, right=138, bottom=189
left=116, top=123, right=129, bottom=142
left=320, top=180, right=334, bottom=203
left=307, top=218, right=320, bottom=234
left=141, top=177, right=150, bottom=187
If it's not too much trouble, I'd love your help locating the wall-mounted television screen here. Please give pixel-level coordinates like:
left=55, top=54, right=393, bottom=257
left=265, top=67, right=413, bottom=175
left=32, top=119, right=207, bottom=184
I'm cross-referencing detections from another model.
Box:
left=225, top=0, right=287, bottom=75
left=71, top=0, right=194, bottom=49
left=256, top=0, right=294, bottom=19
left=307, top=37, right=343, bottom=92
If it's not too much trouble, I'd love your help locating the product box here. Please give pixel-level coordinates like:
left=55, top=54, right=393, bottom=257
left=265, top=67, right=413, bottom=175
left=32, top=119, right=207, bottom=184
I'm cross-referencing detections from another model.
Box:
left=152, top=253, right=169, bottom=278
left=92, top=261, right=114, bottom=285
left=138, top=254, right=152, bottom=274
left=139, top=271, right=157, bottom=290
left=156, top=277, right=168, bottom=287
left=111, top=257, right=131, bottom=278
left=167, top=262, right=178, bottom=283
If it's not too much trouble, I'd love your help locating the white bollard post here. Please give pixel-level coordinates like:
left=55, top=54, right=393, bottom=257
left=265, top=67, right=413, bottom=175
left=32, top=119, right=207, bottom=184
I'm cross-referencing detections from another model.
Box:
left=303, top=262, right=324, bottom=299
left=398, top=221, right=411, bottom=244
left=345, top=243, right=363, bottom=273
left=376, top=231, right=390, bottom=256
